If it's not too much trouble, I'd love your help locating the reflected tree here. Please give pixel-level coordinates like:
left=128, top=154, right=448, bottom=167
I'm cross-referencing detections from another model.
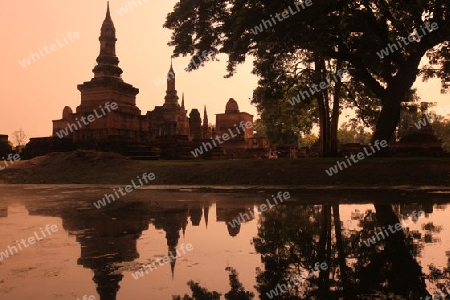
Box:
left=252, top=202, right=433, bottom=299
left=172, top=267, right=254, bottom=300
left=253, top=204, right=325, bottom=299
left=172, top=281, right=221, bottom=300
left=354, top=204, right=431, bottom=299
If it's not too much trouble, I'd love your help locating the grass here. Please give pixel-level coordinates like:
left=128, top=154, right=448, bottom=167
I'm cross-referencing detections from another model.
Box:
left=0, top=151, right=449, bottom=186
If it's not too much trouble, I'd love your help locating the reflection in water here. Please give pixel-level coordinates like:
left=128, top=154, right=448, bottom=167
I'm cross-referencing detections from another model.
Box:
left=216, top=204, right=255, bottom=237
left=359, top=204, right=427, bottom=297
left=28, top=202, right=146, bottom=299
left=0, top=188, right=449, bottom=299
left=0, top=205, right=7, bottom=218
left=251, top=202, right=448, bottom=299
left=253, top=204, right=323, bottom=298
left=173, top=267, right=255, bottom=300
left=16, top=193, right=258, bottom=300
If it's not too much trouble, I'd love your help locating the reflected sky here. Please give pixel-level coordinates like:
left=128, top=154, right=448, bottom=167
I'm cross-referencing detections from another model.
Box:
left=0, top=186, right=449, bottom=299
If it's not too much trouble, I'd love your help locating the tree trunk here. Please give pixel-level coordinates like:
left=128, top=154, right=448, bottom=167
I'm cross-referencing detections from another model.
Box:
left=372, top=95, right=402, bottom=143
left=371, top=50, right=426, bottom=144
left=330, top=60, right=343, bottom=155
left=318, top=205, right=331, bottom=297
left=372, top=204, right=430, bottom=297
left=315, top=57, right=330, bottom=155
left=333, top=204, right=352, bottom=296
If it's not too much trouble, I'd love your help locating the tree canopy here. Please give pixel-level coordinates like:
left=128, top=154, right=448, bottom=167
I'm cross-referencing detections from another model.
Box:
left=164, top=0, right=450, bottom=144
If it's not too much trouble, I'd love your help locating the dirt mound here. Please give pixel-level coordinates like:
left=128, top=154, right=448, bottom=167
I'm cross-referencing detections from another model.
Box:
left=0, top=151, right=133, bottom=184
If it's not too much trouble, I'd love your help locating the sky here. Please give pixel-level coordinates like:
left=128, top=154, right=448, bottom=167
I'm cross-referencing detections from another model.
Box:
left=0, top=1, right=448, bottom=144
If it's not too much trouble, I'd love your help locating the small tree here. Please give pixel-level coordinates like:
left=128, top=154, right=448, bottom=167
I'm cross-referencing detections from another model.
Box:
left=300, top=134, right=319, bottom=149
left=12, top=128, right=27, bottom=147
left=338, top=122, right=372, bottom=144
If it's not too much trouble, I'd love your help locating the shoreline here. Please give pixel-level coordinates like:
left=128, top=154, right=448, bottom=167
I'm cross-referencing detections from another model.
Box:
left=0, top=184, right=449, bottom=205
left=1, top=183, right=450, bottom=191
left=0, top=151, right=449, bottom=187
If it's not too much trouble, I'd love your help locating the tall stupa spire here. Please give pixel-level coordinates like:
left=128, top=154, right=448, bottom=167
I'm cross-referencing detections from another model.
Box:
left=93, top=1, right=123, bottom=79
left=105, top=2, right=112, bottom=23
left=170, top=248, right=177, bottom=280
left=167, top=59, right=176, bottom=91
left=203, top=106, right=208, bottom=126
left=203, top=205, right=209, bottom=229
left=202, top=105, right=211, bottom=138
left=164, top=59, right=179, bottom=106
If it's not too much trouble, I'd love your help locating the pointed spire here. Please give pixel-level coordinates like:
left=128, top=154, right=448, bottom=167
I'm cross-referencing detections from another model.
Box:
left=105, top=1, right=112, bottom=22
left=203, top=205, right=209, bottom=229
left=168, top=58, right=175, bottom=82
left=101, top=1, right=115, bottom=39
left=167, top=59, right=176, bottom=91
left=203, top=105, right=209, bottom=126
left=168, top=247, right=177, bottom=280
left=181, top=93, right=185, bottom=109
left=182, top=215, right=187, bottom=239
left=170, top=257, right=176, bottom=280
left=202, top=105, right=210, bottom=139
left=93, top=2, right=123, bottom=79
left=169, top=58, right=174, bottom=72
left=165, top=59, right=179, bottom=105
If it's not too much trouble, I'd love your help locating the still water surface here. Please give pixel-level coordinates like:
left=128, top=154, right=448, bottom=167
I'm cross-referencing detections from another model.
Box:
left=0, top=185, right=449, bottom=299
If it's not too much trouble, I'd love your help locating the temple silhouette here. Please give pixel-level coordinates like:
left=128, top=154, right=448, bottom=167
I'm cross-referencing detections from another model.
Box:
left=21, top=2, right=266, bottom=160
left=19, top=196, right=254, bottom=300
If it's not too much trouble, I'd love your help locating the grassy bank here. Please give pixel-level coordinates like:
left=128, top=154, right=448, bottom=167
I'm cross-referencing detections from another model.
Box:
left=0, top=151, right=449, bottom=186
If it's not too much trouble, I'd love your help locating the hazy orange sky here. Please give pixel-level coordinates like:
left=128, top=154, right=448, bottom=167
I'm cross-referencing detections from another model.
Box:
left=1, top=1, right=448, bottom=143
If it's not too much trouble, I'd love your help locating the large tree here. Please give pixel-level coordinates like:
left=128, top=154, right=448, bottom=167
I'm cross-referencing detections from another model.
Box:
left=164, top=0, right=450, bottom=144
left=253, top=53, right=349, bottom=154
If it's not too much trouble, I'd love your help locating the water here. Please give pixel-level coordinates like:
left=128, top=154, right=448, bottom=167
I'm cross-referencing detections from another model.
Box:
left=0, top=185, right=449, bottom=299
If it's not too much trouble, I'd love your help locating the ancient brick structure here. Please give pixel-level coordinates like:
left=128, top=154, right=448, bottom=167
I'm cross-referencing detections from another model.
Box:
left=394, top=122, right=444, bottom=155
left=216, top=98, right=253, bottom=139
left=52, top=3, right=146, bottom=149
left=214, top=98, right=266, bottom=158
left=189, top=109, right=202, bottom=140
left=51, top=3, right=212, bottom=159
left=23, top=3, right=263, bottom=160
left=202, top=106, right=212, bottom=139
left=0, top=135, right=12, bottom=158
left=21, top=137, right=75, bottom=159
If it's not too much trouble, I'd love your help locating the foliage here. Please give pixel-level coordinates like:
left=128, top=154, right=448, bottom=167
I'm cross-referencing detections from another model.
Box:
left=430, top=117, right=450, bottom=152
left=224, top=267, right=255, bottom=300
left=252, top=50, right=382, bottom=154
left=394, top=100, right=450, bottom=151
left=252, top=204, right=324, bottom=299
left=252, top=113, right=302, bottom=145
left=252, top=81, right=315, bottom=145
left=172, top=281, right=221, bottom=300
left=164, top=0, right=450, bottom=143
left=338, top=122, right=372, bottom=144
left=172, top=267, right=254, bottom=300
left=252, top=119, right=266, bottom=139
left=299, top=134, right=319, bottom=149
